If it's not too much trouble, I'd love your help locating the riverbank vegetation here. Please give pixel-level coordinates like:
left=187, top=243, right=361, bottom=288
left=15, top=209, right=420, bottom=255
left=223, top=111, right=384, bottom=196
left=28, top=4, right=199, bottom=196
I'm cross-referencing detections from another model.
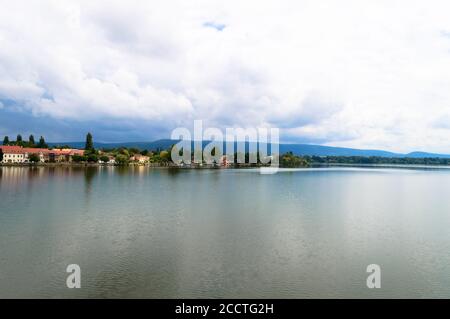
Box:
left=305, top=155, right=450, bottom=166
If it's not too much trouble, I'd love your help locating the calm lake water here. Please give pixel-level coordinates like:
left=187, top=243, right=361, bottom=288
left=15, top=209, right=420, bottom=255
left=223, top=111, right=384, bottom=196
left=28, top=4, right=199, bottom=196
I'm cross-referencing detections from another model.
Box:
left=1, top=166, right=450, bottom=298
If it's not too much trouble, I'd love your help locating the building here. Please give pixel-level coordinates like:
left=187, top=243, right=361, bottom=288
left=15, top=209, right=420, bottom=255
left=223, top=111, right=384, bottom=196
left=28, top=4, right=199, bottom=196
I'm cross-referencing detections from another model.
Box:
left=47, top=149, right=85, bottom=162
left=22, top=148, right=49, bottom=163
left=0, top=146, right=25, bottom=163
left=99, top=155, right=116, bottom=164
left=133, top=154, right=150, bottom=164
left=220, top=155, right=233, bottom=167
left=1, top=146, right=85, bottom=163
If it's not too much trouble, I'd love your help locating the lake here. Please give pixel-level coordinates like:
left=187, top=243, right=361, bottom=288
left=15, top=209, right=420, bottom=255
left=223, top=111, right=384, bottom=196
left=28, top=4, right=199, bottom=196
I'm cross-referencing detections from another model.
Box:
left=1, top=166, right=450, bottom=298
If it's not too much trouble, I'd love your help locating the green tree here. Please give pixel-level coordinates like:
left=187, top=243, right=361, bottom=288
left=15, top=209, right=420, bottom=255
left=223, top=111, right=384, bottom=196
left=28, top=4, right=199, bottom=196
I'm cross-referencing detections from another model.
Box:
left=85, top=133, right=94, bottom=152
left=28, top=153, right=40, bottom=163
left=115, top=154, right=129, bottom=165
left=29, top=135, right=35, bottom=146
left=72, top=155, right=86, bottom=163
left=2, top=136, right=9, bottom=145
left=160, top=150, right=170, bottom=162
left=87, top=153, right=98, bottom=163
left=0, top=148, right=3, bottom=162
left=53, top=144, right=71, bottom=149
left=14, top=134, right=23, bottom=146
left=119, top=148, right=129, bottom=156
left=129, top=148, right=140, bottom=155
left=280, top=152, right=310, bottom=168
left=37, top=136, right=48, bottom=148
left=100, top=155, right=110, bottom=163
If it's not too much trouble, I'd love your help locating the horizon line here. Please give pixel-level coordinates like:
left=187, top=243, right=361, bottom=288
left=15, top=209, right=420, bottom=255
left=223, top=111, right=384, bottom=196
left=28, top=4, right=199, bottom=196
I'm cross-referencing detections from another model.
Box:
left=42, top=139, right=450, bottom=156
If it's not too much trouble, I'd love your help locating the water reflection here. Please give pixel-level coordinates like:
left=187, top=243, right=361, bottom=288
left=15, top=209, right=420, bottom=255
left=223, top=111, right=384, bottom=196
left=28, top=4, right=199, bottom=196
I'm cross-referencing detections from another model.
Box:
left=1, top=167, right=450, bottom=298
left=84, top=167, right=98, bottom=199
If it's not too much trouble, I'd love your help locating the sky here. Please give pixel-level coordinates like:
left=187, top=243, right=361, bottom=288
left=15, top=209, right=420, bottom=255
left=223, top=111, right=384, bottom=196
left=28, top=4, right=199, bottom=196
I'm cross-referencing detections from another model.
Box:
left=1, top=0, right=450, bottom=153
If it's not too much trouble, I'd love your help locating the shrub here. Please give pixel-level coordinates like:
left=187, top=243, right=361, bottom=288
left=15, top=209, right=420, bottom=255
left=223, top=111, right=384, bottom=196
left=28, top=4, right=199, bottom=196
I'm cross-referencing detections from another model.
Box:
left=87, top=154, right=98, bottom=163
left=115, top=154, right=129, bottom=165
left=72, top=155, right=87, bottom=163
left=28, top=154, right=40, bottom=163
left=100, top=155, right=110, bottom=163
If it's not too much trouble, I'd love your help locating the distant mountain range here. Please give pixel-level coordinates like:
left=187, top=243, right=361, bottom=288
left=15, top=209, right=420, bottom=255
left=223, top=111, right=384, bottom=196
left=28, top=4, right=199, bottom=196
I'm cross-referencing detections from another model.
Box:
left=49, top=139, right=450, bottom=159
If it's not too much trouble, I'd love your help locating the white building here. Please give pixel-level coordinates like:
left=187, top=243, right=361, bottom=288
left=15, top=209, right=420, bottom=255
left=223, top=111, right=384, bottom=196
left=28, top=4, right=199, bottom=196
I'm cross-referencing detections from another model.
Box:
left=23, top=148, right=47, bottom=163
left=1, top=146, right=25, bottom=163
left=134, top=154, right=150, bottom=164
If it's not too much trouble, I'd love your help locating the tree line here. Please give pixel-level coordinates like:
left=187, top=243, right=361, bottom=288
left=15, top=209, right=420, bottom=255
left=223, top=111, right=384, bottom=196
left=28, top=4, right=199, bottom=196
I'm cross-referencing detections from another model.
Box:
left=304, top=155, right=450, bottom=166
left=2, top=134, right=48, bottom=148
left=71, top=135, right=312, bottom=167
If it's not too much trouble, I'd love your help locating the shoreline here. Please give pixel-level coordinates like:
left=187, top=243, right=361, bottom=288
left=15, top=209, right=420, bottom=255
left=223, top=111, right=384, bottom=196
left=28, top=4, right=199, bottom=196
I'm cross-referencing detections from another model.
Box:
left=0, top=162, right=262, bottom=169
left=1, top=162, right=450, bottom=170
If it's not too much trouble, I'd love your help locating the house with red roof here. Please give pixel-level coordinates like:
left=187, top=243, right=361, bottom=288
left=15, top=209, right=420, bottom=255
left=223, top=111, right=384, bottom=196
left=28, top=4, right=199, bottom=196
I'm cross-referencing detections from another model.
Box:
left=1, top=146, right=85, bottom=163
left=0, top=146, right=25, bottom=163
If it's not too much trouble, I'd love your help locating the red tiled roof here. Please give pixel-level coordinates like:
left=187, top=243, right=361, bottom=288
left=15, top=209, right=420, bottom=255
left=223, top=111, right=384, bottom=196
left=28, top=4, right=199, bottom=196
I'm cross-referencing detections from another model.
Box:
left=70, top=149, right=85, bottom=156
left=0, top=145, right=84, bottom=156
left=22, top=148, right=50, bottom=154
left=49, top=149, right=85, bottom=156
left=50, top=149, right=70, bottom=155
left=134, top=154, right=149, bottom=159
left=0, top=145, right=24, bottom=154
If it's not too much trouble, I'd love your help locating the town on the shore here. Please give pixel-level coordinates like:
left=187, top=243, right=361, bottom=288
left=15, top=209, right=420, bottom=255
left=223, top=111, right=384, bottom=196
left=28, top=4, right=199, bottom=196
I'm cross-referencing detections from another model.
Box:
left=3, top=133, right=448, bottom=168
left=0, top=133, right=169, bottom=166
left=0, top=133, right=309, bottom=168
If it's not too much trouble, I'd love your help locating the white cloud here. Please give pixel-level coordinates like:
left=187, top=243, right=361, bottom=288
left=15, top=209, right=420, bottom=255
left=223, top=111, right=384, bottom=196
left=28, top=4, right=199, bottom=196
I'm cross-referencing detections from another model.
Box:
left=0, top=0, right=450, bottom=152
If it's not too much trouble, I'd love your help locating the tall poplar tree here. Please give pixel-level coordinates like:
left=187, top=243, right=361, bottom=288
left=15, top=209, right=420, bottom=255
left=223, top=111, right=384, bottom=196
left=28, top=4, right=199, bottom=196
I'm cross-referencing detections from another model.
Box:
left=85, top=133, right=94, bottom=152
